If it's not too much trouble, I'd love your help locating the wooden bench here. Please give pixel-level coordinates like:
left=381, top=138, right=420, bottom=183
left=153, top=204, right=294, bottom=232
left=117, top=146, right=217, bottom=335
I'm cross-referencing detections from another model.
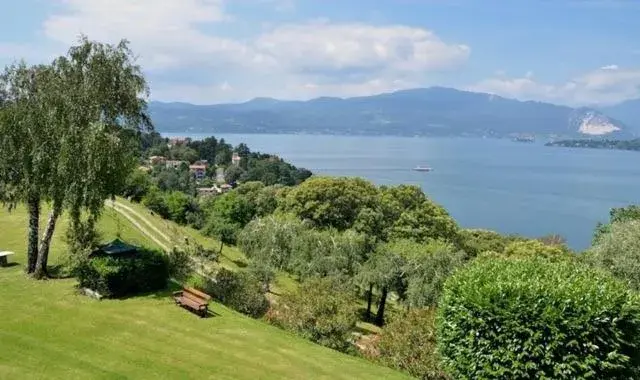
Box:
left=0, top=251, right=15, bottom=267
left=173, top=287, right=212, bottom=317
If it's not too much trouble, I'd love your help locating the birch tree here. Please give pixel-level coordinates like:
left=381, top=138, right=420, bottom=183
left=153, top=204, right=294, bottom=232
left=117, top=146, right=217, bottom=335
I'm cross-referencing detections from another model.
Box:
left=0, top=36, right=151, bottom=278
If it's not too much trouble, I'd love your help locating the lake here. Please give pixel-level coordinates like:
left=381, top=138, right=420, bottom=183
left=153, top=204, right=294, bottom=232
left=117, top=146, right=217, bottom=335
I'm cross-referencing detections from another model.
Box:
left=164, top=133, right=640, bottom=250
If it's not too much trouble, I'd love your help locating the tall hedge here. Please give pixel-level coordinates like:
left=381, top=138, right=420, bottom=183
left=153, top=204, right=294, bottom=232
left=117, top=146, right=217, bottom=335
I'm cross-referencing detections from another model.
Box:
left=437, top=257, right=640, bottom=379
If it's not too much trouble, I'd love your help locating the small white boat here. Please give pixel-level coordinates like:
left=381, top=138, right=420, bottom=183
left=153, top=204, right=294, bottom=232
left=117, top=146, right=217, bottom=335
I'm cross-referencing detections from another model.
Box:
left=412, top=166, right=433, bottom=172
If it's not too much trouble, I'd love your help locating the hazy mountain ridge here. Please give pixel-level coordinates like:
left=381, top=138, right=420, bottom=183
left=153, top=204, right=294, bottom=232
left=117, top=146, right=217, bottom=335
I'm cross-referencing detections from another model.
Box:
left=601, top=99, right=640, bottom=134
left=150, top=87, right=631, bottom=138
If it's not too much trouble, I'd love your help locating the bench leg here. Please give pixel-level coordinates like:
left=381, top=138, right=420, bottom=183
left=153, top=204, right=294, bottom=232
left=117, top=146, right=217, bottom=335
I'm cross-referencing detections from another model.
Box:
left=0, top=256, right=7, bottom=267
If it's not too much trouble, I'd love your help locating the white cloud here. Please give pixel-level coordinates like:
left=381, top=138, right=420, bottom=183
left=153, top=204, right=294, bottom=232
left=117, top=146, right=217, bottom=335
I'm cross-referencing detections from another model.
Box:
left=254, top=21, right=470, bottom=74
left=43, top=0, right=251, bottom=71
left=39, top=1, right=470, bottom=103
left=470, top=66, right=640, bottom=106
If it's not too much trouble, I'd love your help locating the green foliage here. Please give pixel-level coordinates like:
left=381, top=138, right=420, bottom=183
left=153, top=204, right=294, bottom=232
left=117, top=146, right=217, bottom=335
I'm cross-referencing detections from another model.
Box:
left=143, top=186, right=170, bottom=218
left=77, top=248, right=168, bottom=298
left=267, top=276, right=359, bottom=352
left=593, top=205, right=640, bottom=244
left=457, top=228, right=522, bottom=257
left=239, top=214, right=309, bottom=270
left=224, top=165, right=245, bottom=184
left=289, top=228, right=369, bottom=279
left=378, top=309, right=448, bottom=380
left=187, top=136, right=218, bottom=164
left=500, top=239, right=572, bottom=261
left=403, top=240, right=467, bottom=308
left=0, top=36, right=150, bottom=275
left=281, top=177, right=380, bottom=230
left=586, top=219, right=640, bottom=291
left=154, top=166, right=196, bottom=194
left=122, top=169, right=152, bottom=202
left=163, top=191, right=194, bottom=224
left=208, top=268, right=269, bottom=318
left=167, top=247, right=194, bottom=282
left=388, top=200, right=458, bottom=244
left=437, top=257, right=640, bottom=379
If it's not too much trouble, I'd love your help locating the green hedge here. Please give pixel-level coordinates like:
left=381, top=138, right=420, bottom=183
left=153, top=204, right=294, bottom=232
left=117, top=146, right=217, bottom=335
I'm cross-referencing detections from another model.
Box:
left=437, top=257, right=640, bottom=379
left=77, top=249, right=168, bottom=298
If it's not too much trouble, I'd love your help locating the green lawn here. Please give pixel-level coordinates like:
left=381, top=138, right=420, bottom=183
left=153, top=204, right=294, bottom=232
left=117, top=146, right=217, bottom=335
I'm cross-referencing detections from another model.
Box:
left=0, top=206, right=409, bottom=380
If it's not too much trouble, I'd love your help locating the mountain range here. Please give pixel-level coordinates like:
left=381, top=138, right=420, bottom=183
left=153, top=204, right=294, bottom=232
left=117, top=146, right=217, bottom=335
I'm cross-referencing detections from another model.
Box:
left=149, top=87, right=635, bottom=139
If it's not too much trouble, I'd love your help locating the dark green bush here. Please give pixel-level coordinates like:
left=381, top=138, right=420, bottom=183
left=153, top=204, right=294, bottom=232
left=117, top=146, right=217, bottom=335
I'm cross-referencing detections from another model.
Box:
left=378, top=308, right=448, bottom=380
left=208, top=268, right=269, bottom=318
left=437, top=257, right=640, bottom=379
left=77, top=249, right=168, bottom=298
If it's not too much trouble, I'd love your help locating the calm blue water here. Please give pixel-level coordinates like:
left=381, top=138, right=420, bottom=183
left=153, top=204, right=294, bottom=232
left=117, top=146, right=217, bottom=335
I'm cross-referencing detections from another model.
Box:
left=165, top=133, right=640, bottom=250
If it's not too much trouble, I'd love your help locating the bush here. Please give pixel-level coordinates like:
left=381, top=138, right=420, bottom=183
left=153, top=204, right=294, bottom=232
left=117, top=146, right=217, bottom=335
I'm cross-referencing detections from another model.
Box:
left=586, top=219, right=640, bottom=291
left=378, top=309, right=448, bottom=380
left=437, top=257, right=640, bottom=379
left=266, top=276, right=359, bottom=352
left=167, top=247, right=194, bottom=282
left=77, top=249, right=169, bottom=298
left=208, top=268, right=269, bottom=318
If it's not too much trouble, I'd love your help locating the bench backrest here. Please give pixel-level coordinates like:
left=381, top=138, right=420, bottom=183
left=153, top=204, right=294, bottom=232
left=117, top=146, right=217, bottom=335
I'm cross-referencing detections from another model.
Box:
left=183, top=287, right=212, bottom=302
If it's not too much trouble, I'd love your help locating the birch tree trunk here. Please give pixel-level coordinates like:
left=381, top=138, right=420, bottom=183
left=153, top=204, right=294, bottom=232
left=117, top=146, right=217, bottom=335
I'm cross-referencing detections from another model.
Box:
left=34, top=204, right=62, bottom=279
left=26, top=194, right=40, bottom=274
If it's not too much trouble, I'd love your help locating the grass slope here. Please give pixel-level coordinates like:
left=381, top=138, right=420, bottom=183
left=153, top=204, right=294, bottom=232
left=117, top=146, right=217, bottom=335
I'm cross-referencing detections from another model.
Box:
left=0, top=206, right=409, bottom=380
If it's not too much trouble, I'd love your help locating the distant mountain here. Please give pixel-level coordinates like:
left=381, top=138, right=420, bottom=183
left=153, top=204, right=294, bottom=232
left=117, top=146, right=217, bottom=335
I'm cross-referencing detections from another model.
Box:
left=601, top=99, right=640, bottom=134
left=149, top=87, right=630, bottom=138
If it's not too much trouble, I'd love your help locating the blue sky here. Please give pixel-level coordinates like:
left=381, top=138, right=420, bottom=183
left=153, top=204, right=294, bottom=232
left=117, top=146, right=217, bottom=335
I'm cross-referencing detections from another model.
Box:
left=1, top=0, right=639, bottom=105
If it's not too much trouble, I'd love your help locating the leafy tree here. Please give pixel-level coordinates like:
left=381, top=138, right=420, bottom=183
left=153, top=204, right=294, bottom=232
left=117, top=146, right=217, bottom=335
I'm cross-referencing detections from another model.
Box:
left=357, top=244, right=407, bottom=326
left=214, top=139, right=233, bottom=166
left=289, top=228, right=368, bottom=279
left=207, top=268, right=269, bottom=318
left=187, top=136, right=217, bottom=164
left=593, top=205, right=640, bottom=244
left=205, top=215, right=239, bottom=254
left=168, top=144, right=198, bottom=163
left=224, top=165, right=245, bottom=185
left=281, top=176, right=380, bottom=230
left=499, top=239, right=572, bottom=261
left=267, top=276, right=359, bottom=352
left=403, top=240, right=467, bottom=308
left=586, top=219, right=640, bottom=291
left=457, top=228, right=523, bottom=257
left=238, top=214, right=309, bottom=270
left=388, top=200, right=459, bottom=244
left=377, top=309, right=448, bottom=380
left=438, top=257, right=640, bottom=379
left=0, top=37, right=150, bottom=278
left=122, top=169, right=152, bottom=202
left=143, top=186, right=169, bottom=219
left=248, top=261, right=276, bottom=293
left=163, top=191, right=194, bottom=224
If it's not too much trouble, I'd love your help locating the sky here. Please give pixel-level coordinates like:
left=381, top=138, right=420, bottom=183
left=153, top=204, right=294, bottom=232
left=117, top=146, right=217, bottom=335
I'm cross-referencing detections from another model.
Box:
left=1, top=0, right=639, bottom=106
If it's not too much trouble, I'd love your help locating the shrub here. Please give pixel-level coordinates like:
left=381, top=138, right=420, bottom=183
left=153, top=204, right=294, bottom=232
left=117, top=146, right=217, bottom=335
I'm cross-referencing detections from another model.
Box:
left=437, top=257, right=640, bottom=379
left=266, top=276, right=359, bottom=352
left=77, top=249, right=169, bottom=298
left=377, top=309, right=448, bottom=380
left=208, top=268, right=269, bottom=318
left=167, top=247, right=194, bottom=282
left=586, top=219, right=640, bottom=291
